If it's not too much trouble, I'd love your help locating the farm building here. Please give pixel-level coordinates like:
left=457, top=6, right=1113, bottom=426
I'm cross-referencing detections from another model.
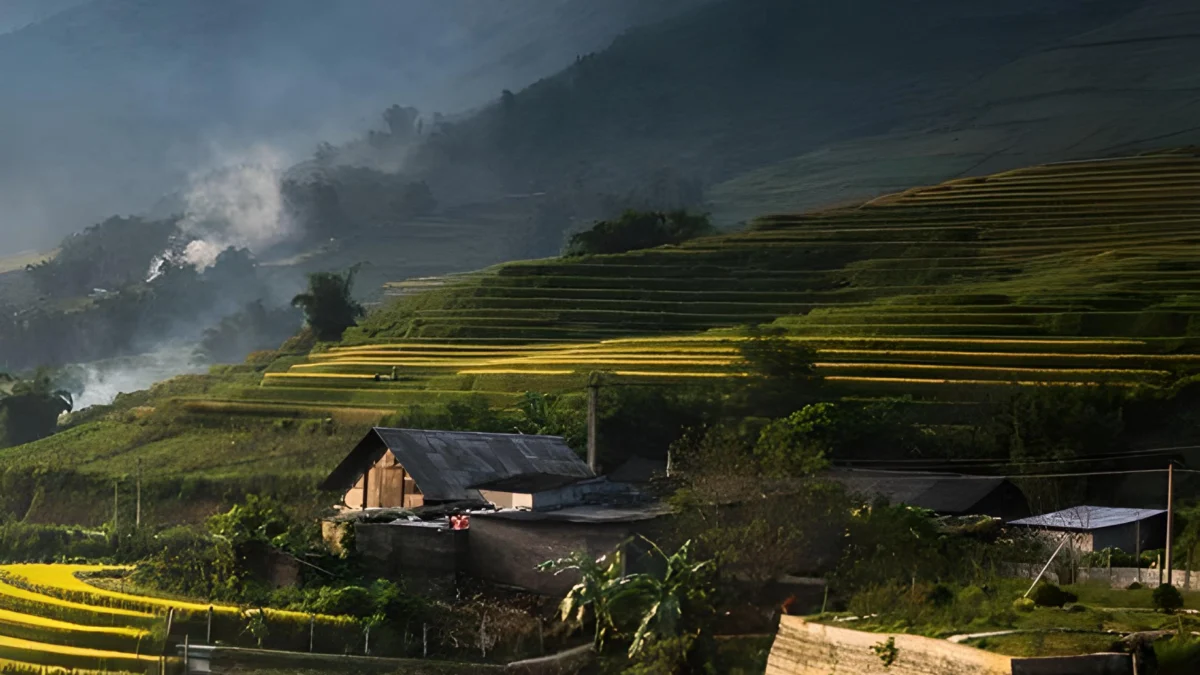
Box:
left=319, top=428, right=595, bottom=510
left=1008, top=506, right=1167, bottom=554
left=825, top=469, right=1030, bottom=519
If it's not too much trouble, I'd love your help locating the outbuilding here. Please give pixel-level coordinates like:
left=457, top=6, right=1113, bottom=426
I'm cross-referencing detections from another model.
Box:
left=1008, top=506, right=1166, bottom=554
left=825, top=469, right=1031, bottom=520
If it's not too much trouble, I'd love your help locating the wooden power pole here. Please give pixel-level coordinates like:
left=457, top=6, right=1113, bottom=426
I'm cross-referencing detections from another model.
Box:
left=113, top=481, right=119, bottom=532
left=135, top=459, right=142, bottom=529
left=1166, top=462, right=1176, bottom=583
left=586, top=381, right=599, bottom=473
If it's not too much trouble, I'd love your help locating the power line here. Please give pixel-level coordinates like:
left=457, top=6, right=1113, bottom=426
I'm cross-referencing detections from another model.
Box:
left=832, top=467, right=1173, bottom=480
left=835, top=445, right=1200, bottom=467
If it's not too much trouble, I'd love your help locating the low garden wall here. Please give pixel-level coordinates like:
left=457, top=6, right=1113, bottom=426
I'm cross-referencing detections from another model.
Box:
left=1008, top=562, right=1200, bottom=590
left=765, top=617, right=1133, bottom=675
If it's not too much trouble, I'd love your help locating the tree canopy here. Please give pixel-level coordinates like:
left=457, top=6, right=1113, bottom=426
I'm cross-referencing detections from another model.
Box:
left=0, top=369, right=73, bottom=447
left=292, top=267, right=366, bottom=342
left=563, top=210, right=714, bottom=257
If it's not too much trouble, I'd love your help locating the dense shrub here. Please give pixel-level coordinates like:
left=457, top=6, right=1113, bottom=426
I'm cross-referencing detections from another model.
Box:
left=1030, top=583, right=1077, bottom=608
left=925, top=584, right=955, bottom=608
left=563, top=210, right=714, bottom=257
left=1154, top=583, right=1184, bottom=613
left=1012, top=597, right=1035, bottom=612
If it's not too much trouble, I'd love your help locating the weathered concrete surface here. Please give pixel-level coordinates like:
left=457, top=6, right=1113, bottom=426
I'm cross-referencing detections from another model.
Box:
left=765, top=616, right=1013, bottom=675
left=766, top=618, right=1133, bottom=675
left=505, top=645, right=594, bottom=675
left=1012, top=654, right=1132, bottom=675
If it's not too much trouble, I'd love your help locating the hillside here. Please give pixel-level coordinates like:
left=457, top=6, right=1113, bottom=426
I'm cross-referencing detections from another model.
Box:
left=4, top=150, right=1200, bottom=528
left=247, top=150, right=1200, bottom=406
left=710, top=0, right=1200, bottom=223
left=403, top=0, right=1139, bottom=217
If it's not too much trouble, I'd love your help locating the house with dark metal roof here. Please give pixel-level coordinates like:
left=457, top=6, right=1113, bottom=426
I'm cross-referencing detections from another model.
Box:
left=825, top=469, right=1030, bottom=520
left=320, top=428, right=595, bottom=510
left=1008, top=506, right=1166, bottom=553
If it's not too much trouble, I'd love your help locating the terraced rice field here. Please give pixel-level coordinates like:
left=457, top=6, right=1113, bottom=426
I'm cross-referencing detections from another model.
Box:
left=0, top=565, right=161, bottom=674
left=0, top=564, right=359, bottom=673
left=198, top=151, right=1200, bottom=413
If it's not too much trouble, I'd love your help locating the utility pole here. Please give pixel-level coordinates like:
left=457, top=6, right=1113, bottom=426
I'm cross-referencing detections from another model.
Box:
left=113, top=481, right=119, bottom=533
left=135, top=459, right=142, bottom=529
left=1167, top=462, right=1176, bottom=584
left=586, top=380, right=599, bottom=473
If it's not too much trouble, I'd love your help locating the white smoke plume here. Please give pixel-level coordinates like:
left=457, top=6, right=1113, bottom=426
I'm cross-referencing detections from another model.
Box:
left=66, top=344, right=208, bottom=410
left=148, top=144, right=293, bottom=279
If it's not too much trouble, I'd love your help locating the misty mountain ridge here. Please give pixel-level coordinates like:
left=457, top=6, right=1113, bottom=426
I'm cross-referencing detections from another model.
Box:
left=0, top=0, right=713, bottom=253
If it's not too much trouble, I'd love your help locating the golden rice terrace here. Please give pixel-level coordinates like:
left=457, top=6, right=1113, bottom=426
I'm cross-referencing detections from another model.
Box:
left=227, top=150, right=1200, bottom=410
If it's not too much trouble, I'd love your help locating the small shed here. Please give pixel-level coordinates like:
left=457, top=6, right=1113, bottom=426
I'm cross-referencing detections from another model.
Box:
left=319, top=428, right=594, bottom=510
left=825, top=469, right=1030, bottom=520
left=1008, top=506, right=1167, bottom=554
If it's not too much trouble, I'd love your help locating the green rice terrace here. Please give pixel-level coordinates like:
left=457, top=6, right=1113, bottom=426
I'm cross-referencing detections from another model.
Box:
left=206, top=149, right=1200, bottom=415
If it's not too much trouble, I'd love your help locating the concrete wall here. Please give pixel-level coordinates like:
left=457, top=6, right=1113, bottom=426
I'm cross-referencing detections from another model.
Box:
left=1077, top=566, right=1200, bottom=590
left=1009, top=562, right=1200, bottom=590
left=355, top=522, right=466, bottom=593
left=1011, top=655, right=1132, bottom=675
left=765, top=617, right=1133, bottom=675
left=466, top=517, right=636, bottom=596
left=766, top=616, right=1013, bottom=675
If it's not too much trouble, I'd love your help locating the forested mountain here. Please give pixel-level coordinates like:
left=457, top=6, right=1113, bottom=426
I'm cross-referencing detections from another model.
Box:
left=390, top=0, right=1139, bottom=217
left=0, top=0, right=712, bottom=252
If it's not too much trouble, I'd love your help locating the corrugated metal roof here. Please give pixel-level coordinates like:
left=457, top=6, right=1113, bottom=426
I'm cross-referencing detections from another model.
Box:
left=1009, top=506, right=1166, bottom=531
left=825, top=469, right=1009, bottom=515
left=321, top=428, right=594, bottom=502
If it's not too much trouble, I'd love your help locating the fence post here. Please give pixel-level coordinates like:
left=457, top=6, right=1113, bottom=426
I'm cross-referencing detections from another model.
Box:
left=183, top=634, right=189, bottom=672
left=206, top=606, right=213, bottom=645
left=423, top=624, right=428, bottom=658
left=309, top=614, right=315, bottom=653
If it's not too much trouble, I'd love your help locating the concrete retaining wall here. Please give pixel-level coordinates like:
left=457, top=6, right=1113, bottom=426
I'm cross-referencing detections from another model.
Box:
left=766, top=617, right=1013, bottom=675
left=1011, top=654, right=1132, bottom=675
left=765, top=617, right=1133, bottom=675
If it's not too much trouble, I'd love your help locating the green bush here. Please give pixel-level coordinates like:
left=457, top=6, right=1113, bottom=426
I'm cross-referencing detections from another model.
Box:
left=1012, top=597, right=1036, bottom=612
left=1030, top=583, right=1076, bottom=608
left=1153, top=583, right=1184, bottom=613
left=924, top=584, right=954, bottom=608
left=307, top=585, right=374, bottom=618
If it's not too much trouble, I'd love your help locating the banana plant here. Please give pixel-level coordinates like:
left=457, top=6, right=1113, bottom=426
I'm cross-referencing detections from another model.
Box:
left=538, top=547, right=627, bottom=649
left=541, top=538, right=716, bottom=659
left=609, top=538, right=715, bottom=658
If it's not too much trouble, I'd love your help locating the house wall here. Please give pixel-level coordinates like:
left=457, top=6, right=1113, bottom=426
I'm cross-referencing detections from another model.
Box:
left=341, top=453, right=424, bottom=510
left=479, top=490, right=534, bottom=510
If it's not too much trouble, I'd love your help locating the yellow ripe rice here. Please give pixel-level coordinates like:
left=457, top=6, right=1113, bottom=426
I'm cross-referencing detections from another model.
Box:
left=0, top=577, right=153, bottom=621
left=0, top=607, right=146, bottom=637
left=0, top=634, right=157, bottom=662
